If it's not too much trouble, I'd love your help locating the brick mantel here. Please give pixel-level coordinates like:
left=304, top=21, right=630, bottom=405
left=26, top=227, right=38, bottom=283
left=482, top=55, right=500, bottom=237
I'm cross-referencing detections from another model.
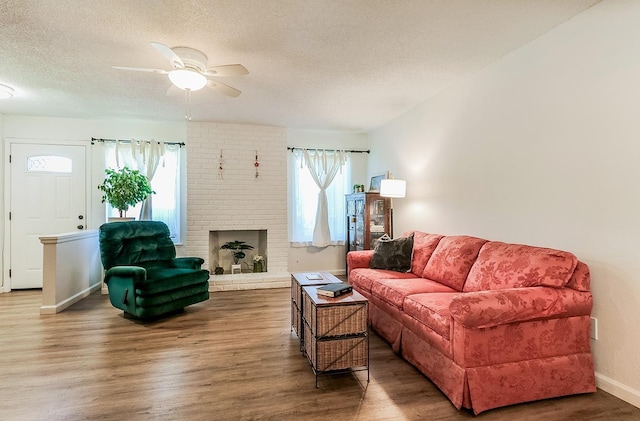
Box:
left=186, top=122, right=289, bottom=290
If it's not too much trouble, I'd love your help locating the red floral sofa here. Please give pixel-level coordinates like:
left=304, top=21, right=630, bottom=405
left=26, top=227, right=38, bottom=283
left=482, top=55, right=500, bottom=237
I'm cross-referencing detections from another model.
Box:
left=347, top=231, right=596, bottom=414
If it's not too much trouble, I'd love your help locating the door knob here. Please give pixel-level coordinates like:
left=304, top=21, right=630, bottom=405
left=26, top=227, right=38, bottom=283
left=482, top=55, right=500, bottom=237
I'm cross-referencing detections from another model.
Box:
left=78, top=215, right=84, bottom=220
left=77, top=225, right=84, bottom=230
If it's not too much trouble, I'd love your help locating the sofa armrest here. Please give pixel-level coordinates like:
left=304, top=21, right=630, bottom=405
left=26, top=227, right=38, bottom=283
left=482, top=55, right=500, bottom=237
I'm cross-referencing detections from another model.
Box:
left=347, top=250, right=374, bottom=277
left=449, top=287, right=593, bottom=329
left=172, top=257, right=205, bottom=270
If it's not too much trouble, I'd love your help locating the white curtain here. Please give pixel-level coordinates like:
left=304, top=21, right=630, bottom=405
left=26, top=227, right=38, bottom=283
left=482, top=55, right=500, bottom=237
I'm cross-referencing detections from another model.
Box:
left=111, top=139, right=164, bottom=220
left=290, top=149, right=349, bottom=247
left=133, top=140, right=164, bottom=220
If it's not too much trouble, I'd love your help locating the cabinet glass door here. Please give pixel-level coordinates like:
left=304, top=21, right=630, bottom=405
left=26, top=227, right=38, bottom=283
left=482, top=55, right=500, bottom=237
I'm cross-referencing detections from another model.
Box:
left=369, top=199, right=387, bottom=248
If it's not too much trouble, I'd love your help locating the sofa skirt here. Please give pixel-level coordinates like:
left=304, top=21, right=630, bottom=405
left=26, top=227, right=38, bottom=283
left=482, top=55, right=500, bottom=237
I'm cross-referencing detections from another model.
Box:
left=362, top=295, right=596, bottom=414
left=401, top=326, right=596, bottom=415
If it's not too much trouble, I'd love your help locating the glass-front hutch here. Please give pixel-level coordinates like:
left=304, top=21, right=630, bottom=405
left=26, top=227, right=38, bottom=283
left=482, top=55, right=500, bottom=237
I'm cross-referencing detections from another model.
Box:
left=345, top=192, right=391, bottom=260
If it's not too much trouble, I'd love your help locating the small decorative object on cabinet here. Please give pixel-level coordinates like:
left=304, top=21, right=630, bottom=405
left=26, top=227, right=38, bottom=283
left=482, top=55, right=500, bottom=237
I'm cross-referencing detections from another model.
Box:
left=345, top=192, right=391, bottom=262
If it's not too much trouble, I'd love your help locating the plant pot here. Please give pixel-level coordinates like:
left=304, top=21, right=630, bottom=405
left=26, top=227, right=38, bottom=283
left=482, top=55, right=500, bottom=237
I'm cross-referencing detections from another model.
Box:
left=253, top=262, right=263, bottom=273
left=108, top=217, right=135, bottom=223
left=214, top=267, right=224, bottom=275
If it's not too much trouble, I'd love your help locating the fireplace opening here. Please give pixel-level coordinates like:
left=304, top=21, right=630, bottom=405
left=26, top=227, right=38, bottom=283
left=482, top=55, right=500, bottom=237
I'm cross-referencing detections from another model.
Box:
left=210, top=230, right=267, bottom=274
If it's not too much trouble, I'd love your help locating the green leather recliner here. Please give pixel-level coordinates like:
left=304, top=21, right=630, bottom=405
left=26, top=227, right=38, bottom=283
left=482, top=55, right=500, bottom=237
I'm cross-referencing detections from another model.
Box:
left=99, top=220, right=210, bottom=319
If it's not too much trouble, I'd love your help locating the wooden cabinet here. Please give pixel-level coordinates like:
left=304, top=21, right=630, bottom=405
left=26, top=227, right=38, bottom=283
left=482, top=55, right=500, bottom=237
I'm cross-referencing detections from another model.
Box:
left=345, top=192, right=391, bottom=258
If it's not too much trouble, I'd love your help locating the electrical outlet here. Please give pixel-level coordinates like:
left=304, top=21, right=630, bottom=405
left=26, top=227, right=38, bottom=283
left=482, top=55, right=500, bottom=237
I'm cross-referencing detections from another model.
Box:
left=590, top=317, right=598, bottom=340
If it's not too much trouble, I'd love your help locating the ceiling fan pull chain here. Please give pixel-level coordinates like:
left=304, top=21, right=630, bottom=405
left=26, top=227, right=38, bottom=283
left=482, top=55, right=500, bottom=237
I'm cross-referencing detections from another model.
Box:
left=184, top=89, right=192, bottom=121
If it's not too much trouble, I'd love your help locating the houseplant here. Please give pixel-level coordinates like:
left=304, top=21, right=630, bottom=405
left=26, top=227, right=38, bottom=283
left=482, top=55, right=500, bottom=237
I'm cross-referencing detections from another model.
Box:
left=97, top=167, right=154, bottom=218
left=253, top=255, right=265, bottom=273
left=220, top=241, right=254, bottom=264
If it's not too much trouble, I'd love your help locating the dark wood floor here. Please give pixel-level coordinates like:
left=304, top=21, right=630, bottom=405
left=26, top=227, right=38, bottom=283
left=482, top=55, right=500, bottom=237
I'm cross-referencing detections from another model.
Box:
left=1, top=288, right=639, bottom=421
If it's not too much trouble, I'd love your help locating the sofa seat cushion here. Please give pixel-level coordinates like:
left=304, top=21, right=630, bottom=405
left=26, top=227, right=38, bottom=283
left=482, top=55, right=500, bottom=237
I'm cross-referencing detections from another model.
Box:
left=371, top=278, right=457, bottom=309
left=464, top=242, right=578, bottom=292
left=404, top=293, right=457, bottom=340
left=407, top=231, right=444, bottom=276
left=422, top=235, right=488, bottom=291
left=136, top=267, right=211, bottom=295
left=350, top=268, right=416, bottom=293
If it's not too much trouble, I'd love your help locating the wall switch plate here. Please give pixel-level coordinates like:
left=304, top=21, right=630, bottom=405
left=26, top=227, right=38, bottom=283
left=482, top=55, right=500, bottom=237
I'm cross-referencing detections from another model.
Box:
left=590, top=316, right=598, bottom=340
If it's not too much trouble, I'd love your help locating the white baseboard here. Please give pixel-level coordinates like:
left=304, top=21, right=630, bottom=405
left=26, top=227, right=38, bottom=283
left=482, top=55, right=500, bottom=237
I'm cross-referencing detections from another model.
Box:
left=40, top=282, right=102, bottom=315
left=596, top=372, right=640, bottom=409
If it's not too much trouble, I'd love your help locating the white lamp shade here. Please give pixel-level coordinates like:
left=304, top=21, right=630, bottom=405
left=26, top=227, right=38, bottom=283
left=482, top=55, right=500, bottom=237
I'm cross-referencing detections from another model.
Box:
left=380, top=179, right=406, bottom=198
left=168, top=69, right=207, bottom=91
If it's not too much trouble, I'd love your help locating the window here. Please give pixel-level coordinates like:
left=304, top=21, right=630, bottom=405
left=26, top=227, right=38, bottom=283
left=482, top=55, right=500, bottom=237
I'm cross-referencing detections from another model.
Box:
left=27, top=155, right=72, bottom=173
left=104, top=142, right=182, bottom=242
left=289, top=150, right=351, bottom=246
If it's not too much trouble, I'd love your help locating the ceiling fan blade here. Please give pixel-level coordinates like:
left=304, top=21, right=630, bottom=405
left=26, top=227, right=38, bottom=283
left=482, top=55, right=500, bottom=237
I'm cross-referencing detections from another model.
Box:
left=150, top=42, right=184, bottom=68
left=112, top=66, right=168, bottom=74
left=207, top=80, right=241, bottom=97
left=204, top=64, right=249, bottom=77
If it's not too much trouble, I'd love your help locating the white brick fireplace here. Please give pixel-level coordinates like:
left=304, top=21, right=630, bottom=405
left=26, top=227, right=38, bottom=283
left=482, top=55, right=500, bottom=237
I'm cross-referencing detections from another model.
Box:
left=186, top=122, right=289, bottom=290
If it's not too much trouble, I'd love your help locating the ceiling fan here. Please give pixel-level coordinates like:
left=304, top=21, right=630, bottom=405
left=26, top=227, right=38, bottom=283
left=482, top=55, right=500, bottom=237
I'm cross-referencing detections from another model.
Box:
left=113, top=42, right=249, bottom=119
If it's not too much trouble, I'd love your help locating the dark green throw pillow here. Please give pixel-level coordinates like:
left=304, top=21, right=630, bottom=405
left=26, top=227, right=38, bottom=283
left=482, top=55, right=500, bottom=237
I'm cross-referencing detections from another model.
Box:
left=370, top=233, right=414, bottom=272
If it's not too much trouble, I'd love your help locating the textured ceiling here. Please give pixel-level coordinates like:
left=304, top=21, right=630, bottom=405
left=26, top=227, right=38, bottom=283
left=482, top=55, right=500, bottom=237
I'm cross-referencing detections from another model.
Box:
left=0, top=0, right=600, bottom=131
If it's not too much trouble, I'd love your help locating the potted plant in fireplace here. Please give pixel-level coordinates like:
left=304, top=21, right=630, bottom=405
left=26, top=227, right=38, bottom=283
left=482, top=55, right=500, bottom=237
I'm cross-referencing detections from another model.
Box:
left=220, top=241, right=254, bottom=267
left=253, top=255, right=265, bottom=273
left=97, top=167, right=154, bottom=221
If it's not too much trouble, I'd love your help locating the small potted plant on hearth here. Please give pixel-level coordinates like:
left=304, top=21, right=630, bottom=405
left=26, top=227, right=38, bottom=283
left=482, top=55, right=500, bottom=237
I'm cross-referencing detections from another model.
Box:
left=97, top=167, right=154, bottom=221
left=253, top=255, right=265, bottom=273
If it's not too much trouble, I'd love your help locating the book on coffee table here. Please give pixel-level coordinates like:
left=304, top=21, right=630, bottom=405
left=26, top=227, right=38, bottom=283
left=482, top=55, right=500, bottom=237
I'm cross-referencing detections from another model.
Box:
left=316, top=282, right=353, bottom=298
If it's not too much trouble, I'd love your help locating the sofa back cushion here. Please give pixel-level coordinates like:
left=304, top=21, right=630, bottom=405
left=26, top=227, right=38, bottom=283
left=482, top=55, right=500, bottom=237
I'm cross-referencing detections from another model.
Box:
left=463, top=241, right=578, bottom=292
left=406, top=231, right=444, bottom=276
left=422, top=235, right=487, bottom=291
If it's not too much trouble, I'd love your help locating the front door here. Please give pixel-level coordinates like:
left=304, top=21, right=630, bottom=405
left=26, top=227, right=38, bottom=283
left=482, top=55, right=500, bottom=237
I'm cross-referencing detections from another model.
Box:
left=9, top=143, right=87, bottom=289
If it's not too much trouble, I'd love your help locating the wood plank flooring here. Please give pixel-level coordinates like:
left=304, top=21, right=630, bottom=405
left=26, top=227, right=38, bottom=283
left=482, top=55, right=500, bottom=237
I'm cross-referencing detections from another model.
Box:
left=1, top=288, right=639, bottom=421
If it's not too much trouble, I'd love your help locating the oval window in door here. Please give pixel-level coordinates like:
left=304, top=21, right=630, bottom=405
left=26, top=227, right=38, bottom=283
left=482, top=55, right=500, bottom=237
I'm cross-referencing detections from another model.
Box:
left=26, top=155, right=72, bottom=173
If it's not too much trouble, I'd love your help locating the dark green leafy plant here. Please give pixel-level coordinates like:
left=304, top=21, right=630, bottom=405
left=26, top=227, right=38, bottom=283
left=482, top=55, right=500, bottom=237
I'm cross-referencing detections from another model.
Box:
left=97, top=167, right=154, bottom=217
left=220, top=241, right=254, bottom=264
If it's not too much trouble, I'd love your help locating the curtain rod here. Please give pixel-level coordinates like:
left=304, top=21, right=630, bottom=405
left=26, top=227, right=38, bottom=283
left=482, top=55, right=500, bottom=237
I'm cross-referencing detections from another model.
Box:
left=91, top=137, right=185, bottom=147
left=287, top=147, right=369, bottom=154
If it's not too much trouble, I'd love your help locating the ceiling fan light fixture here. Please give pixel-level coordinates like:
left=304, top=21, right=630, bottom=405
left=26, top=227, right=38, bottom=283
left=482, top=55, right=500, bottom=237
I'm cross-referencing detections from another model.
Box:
left=0, top=83, right=15, bottom=99
left=168, top=69, right=207, bottom=91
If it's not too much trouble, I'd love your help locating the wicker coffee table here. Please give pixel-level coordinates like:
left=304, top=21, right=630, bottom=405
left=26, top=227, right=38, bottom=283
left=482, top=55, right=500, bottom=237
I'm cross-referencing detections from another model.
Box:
left=290, top=272, right=343, bottom=350
left=301, top=285, right=369, bottom=387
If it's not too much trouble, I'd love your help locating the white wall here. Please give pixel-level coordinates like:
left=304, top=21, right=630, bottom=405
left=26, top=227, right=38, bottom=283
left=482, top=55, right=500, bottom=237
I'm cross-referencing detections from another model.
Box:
left=368, top=0, right=640, bottom=407
left=2, top=115, right=186, bottom=230
left=0, top=115, right=366, bottom=291
left=0, top=114, right=4, bottom=289
left=287, top=129, right=369, bottom=274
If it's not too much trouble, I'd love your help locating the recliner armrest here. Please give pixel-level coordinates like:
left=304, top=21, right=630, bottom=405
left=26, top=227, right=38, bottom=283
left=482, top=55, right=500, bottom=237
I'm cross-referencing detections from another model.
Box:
left=449, top=287, right=593, bottom=329
left=171, top=257, right=205, bottom=270
left=104, top=266, right=146, bottom=284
